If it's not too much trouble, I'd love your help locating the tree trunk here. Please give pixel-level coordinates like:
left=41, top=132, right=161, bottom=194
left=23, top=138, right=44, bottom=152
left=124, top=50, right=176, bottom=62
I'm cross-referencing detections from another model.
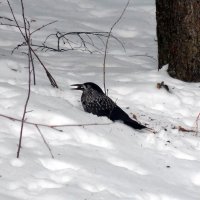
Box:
left=156, top=0, right=200, bottom=82
left=156, top=0, right=171, bottom=69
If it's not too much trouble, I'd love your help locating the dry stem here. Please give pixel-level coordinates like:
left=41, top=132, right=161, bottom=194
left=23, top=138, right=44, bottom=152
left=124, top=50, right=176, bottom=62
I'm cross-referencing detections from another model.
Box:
left=103, top=0, right=130, bottom=95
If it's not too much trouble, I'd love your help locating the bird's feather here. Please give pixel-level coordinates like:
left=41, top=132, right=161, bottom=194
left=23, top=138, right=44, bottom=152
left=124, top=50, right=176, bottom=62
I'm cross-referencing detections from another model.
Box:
left=72, top=82, right=147, bottom=130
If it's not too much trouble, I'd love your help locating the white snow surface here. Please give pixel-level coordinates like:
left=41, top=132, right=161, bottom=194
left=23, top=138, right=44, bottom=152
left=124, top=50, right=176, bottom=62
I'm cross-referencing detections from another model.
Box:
left=0, top=0, right=200, bottom=200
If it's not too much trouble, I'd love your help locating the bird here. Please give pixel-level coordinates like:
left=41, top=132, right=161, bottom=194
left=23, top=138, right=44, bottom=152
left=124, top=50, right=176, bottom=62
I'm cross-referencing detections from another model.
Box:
left=71, top=82, right=147, bottom=130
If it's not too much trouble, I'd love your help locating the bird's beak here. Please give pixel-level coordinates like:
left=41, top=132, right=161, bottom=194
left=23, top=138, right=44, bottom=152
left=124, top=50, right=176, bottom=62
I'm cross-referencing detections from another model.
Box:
left=70, top=84, right=84, bottom=90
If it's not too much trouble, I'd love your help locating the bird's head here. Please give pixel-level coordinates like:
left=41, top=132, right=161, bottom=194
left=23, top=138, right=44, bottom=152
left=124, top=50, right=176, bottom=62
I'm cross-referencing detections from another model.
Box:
left=71, top=82, right=104, bottom=94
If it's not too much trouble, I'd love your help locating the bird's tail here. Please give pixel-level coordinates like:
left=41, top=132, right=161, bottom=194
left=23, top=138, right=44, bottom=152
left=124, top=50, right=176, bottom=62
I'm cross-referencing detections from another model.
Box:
left=124, top=118, right=146, bottom=130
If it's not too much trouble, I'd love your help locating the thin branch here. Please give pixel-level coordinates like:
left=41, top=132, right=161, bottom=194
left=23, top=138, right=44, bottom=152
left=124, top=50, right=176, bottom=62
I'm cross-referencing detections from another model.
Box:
left=16, top=0, right=32, bottom=158
left=0, top=16, right=13, bottom=21
left=23, top=43, right=62, bottom=52
left=59, top=31, right=109, bottom=38
left=31, top=20, right=57, bottom=35
left=0, top=114, right=113, bottom=130
left=103, top=0, right=130, bottom=95
left=41, top=31, right=123, bottom=54
left=17, top=55, right=31, bottom=158
left=25, top=18, right=36, bottom=85
left=7, top=0, right=26, bottom=41
left=11, top=42, right=26, bottom=54
left=129, top=54, right=157, bottom=61
left=28, top=24, right=36, bottom=85
left=195, top=113, right=200, bottom=135
left=7, top=0, right=58, bottom=88
left=178, top=126, right=196, bottom=133
left=13, top=29, right=124, bottom=56
left=109, top=33, right=126, bottom=52
left=30, top=45, right=59, bottom=87
left=0, top=22, right=24, bottom=28
left=35, top=125, right=54, bottom=159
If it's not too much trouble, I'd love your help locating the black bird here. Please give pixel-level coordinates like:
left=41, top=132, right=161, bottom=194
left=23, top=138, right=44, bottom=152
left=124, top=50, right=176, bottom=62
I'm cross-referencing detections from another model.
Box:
left=71, top=82, right=146, bottom=130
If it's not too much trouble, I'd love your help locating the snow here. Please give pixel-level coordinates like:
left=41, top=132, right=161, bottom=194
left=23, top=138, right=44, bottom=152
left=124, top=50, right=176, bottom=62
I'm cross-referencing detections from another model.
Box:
left=0, top=0, right=200, bottom=200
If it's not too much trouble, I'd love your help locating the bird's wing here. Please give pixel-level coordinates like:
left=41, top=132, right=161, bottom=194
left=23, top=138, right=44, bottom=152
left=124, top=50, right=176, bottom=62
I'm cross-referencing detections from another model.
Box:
left=88, top=95, right=116, bottom=117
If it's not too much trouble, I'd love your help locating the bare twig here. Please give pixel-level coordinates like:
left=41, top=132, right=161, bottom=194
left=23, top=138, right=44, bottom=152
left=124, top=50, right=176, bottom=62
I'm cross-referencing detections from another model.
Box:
left=35, top=125, right=54, bottom=159
left=195, top=113, right=200, bottom=135
left=7, top=0, right=58, bottom=88
left=0, top=114, right=113, bottom=130
left=27, top=21, right=36, bottom=85
left=0, top=22, right=24, bottom=29
left=7, top=0, right=27, bottom=42
left=129, top=54, right=157, bottom=61
left=0, top=16, right=13, bottom=21
left=16, top=0, right=32, bottom=158
left=11, top=42, right=26, bottom=54
left=17, top=56, right=31, bottom=158
left=0, top=113, right=156, bottom=134
left=178, top=126, right=196, bottom=133
left=7, top=0, right=57, bottom=157
left=103, top=0, right=130, bottom=95
left=31, top=20, right=57, bottom=35
left=41, top=31, right=123, bottom=54
left=4, top=2, right=124, bottom=87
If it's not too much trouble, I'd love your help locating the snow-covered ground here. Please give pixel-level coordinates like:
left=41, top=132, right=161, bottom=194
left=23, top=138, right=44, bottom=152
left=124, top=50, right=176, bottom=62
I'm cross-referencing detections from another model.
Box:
left=0, top=0, right=200, bottom=199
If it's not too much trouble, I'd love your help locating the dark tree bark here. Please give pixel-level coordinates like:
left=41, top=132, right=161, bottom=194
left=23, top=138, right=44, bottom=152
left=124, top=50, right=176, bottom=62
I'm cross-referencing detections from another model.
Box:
left=156, top=0, right=200, bottom=82
left=156, top=0, right=171, bottom=69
